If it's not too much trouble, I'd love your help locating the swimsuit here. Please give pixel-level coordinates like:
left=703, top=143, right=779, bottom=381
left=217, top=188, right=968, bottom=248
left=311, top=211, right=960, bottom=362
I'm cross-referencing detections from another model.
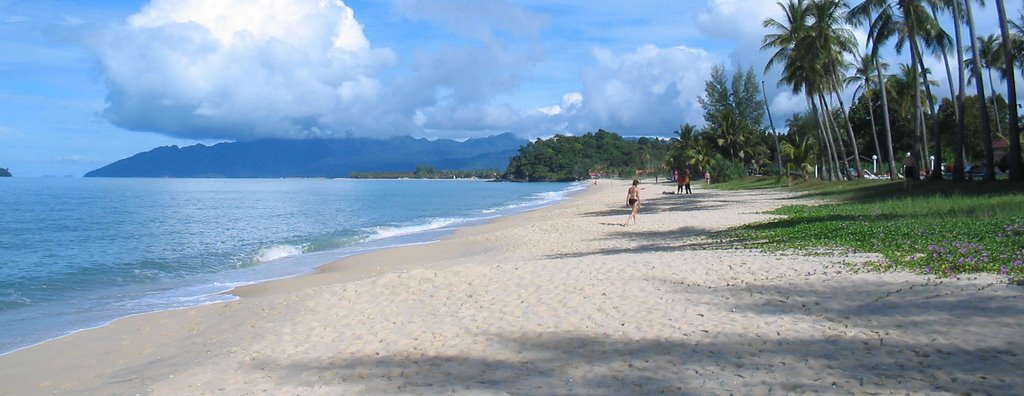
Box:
left=628, top=198, right=638, bottom=206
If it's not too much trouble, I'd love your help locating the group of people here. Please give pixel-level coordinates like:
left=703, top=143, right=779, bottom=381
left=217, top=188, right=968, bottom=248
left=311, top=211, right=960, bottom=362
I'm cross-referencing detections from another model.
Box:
left=675, top=169, right=693, bottom=195
left=623, top=168, right=708, bottom=227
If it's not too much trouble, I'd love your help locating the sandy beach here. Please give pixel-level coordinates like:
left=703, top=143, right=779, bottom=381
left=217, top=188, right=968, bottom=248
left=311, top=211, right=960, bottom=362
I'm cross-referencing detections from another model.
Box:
left=2, top=180, right=1022, bottom=395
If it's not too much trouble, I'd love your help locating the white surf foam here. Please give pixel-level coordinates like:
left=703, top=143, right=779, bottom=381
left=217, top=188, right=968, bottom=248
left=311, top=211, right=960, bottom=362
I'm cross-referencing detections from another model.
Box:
left=254, top=244, right=305, bottom=263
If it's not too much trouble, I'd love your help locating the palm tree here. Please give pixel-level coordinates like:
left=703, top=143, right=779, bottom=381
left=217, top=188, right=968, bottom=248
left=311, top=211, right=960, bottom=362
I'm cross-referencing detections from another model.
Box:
left=965, top=0, right=996, bottom=180
left=711, top=108, right=752, bottom=162
left=996, top=0, right=1022, bottom=180
left=845, top=53, right=885, bottom=172
left=937, top=0, right=969, bottom=180
left=1011, top=9, right=1024, bottom=72
left=920, top=4, right=954, bottom=179
left=810, top=0, right=863, bottom=178
left=782, top=137, right=817, bottom=179
left=970, top=34, right=1004, bottom=135
left=764, top=0, right=834, bottom=179
left=850, top=0, right=941, bottom=174
left=765, top=0, right=857, bottom=181
left=848, top=0, right=899, bottom=180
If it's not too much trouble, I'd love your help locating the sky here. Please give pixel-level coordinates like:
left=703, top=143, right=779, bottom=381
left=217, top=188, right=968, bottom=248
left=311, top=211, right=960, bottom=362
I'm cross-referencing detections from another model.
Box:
left=0, top=0, right=1013, bottom=176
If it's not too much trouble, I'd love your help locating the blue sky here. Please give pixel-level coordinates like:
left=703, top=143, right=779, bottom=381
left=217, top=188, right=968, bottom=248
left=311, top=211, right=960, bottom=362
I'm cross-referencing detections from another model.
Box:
left=0, top=0, right=1011, bottom=176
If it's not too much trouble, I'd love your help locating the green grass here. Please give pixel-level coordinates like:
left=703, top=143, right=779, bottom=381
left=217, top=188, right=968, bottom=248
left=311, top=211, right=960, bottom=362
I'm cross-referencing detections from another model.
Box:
left=715, top=176, right=1024, bottom=283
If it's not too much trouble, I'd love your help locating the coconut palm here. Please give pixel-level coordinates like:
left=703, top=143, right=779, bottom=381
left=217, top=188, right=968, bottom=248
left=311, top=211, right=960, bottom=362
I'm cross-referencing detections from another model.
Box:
left=995, top=0, right=1022, bottom=180
left=968, top=34, right=1005, bottom=135
left=932, top=0, right=969, bottom=180
left=810, top=0, right=863, bottom=177
left=847, top=0, right=900, bottom=180
left=782, top=137, right=818, bottom=180
left=845, top=53, right=885, bottom=170
left=964, top=0, right=997, bottom=180
left=1011, top=9, right=1024, bottom=72
left=919, top=4, right=956, bottom=178
left=850, top=0, right=942, bottom=175
left=764, top=0, right=854, bottom=180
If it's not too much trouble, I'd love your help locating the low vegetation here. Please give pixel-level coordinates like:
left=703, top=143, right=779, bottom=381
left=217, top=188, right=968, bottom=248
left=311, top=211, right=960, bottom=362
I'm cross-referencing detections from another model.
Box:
left=718, top=177, right=1024, bottom=284
left=505, top=130, right=671, bottom=181
left=351, top=166, right=498, bottom=180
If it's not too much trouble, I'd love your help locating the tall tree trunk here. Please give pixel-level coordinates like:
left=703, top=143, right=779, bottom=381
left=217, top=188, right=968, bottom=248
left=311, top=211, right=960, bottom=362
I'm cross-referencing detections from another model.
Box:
left=820, top=94, right=847, bottom=180
left=813, top=96, right=839, bottom=180
left=831, top=77, right=864, bottom=177
left=914, top=45, right=943, bottom=180
left=907, top=17, right=927, bottom=174
left=987, top=67, right=1003, bottom=135
left=996, top=0, right=1023, bottom=180
left=810, top=97, right=832, bottom=180
left=953, top=0, right=968, bottom=181
left=966, top=0, right=996, bottom=181
left=761, top=81, right=784, bottom=177
left=876, top=58, right=898, bottom=180
left=865, top=76, right=883, bottom=176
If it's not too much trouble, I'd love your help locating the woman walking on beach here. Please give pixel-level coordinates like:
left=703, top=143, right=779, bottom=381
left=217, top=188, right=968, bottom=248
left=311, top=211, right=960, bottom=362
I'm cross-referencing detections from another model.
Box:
left=683, top=169, right=692, bottom=194
left=623, top=179, right=640, bottom=226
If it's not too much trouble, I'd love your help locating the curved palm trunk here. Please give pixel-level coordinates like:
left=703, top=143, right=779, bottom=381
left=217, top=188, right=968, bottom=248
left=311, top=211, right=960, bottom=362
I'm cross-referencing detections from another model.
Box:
left=809, top=97, right=831, bottom=180
left=875, top=59, right=898, bottom=180
left=812, top=96, right=841, bottom=180
left=987, top=67, right=1003, bottom=135
left=761, top=81, right=785, bottom=177
left=953, top=0, right=967, bottom=181
left=830, top=76, right=864, bottom=177
left=996, top=0, right=1023, bottom=180
left=913, top=45, right=943, bottom=180
left=966, top=0, right=996, bottom=180
left=820, top=94, right=848, bottom=179
left=907, top=25, right=927, bottom=172
left=866, top=87, right=883, bottom=174
left=859, top=67, right=883, bottom=174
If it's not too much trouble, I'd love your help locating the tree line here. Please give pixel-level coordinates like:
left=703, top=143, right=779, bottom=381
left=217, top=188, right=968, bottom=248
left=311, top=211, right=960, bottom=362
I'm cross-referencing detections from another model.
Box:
left=763, top=0, right=1023, bottom=182
left=351, top=166, right=499, bottom=179
left=505, top=0, right=1024, bottom=185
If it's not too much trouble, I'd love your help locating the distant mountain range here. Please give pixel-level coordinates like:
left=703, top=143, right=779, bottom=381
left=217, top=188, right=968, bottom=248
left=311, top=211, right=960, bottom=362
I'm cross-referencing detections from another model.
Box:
left=85, top=133, right=526, bottom=178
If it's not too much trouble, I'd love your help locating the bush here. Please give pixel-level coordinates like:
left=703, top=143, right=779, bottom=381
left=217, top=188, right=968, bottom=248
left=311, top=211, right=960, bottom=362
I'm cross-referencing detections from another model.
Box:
left=709, top=160, right=746, bottom=183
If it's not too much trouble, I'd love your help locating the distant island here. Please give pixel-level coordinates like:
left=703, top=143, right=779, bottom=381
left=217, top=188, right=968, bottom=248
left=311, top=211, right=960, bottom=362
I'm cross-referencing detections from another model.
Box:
left=85, top=134, right=525, bottom=178
left=351, top=166, right=499, bottom=180
left=0, top=167, right=11, bottom=177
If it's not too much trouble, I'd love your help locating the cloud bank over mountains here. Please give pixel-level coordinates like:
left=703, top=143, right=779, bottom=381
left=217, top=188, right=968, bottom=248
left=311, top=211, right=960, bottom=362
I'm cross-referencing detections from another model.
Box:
left=90, top=0, right=784, bottom=142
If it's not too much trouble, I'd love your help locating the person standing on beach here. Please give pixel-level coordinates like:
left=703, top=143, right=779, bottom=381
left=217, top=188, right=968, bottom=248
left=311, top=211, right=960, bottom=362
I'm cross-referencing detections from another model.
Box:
left=623, top=179, right=640, bottom=226
left=676, top=170, right=685, bottom=194
left=903, top=152, right=918, bottom=191
left=704, top=170, right=711, bottom=185
left=683, top=169, right=692, bottom=194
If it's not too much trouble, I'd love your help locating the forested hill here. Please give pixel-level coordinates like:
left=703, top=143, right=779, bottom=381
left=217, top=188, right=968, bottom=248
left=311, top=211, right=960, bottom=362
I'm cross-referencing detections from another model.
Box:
left=85, top=133, right=525, bottom=178
left=505, top=130, right=671, bottom=181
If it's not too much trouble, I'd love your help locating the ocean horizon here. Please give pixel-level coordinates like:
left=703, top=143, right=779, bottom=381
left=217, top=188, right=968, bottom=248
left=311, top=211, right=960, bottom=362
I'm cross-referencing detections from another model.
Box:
left=0, top=177, right=582, bottom=355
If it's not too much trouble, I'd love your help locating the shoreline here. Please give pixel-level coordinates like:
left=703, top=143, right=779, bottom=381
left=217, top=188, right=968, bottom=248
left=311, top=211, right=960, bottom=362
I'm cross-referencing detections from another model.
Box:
left=2, top=180, right=1021, bottom=394
left=0, top=179, right=584, bottom=358
left=0, top=180, right=602, bottom=394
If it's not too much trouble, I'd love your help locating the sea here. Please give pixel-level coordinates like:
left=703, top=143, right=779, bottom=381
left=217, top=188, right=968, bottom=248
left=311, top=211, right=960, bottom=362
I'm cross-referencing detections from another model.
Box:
left=0, top=177, right=582, bottom=355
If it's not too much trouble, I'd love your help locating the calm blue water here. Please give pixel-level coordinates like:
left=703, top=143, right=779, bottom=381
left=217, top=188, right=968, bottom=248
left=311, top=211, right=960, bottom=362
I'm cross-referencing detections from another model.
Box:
left=0, top=177, right=580, bottom=355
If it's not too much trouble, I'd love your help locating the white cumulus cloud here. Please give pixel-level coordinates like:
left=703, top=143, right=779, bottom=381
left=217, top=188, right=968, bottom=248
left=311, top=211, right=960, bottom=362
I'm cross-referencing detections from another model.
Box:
left=556, top=44, right=717, bottom=135
left=92, top=0, right=398, bottom=140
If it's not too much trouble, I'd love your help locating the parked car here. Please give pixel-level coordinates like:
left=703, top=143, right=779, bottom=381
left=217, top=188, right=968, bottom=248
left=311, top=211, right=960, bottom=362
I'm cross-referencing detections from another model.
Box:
left=964, top=165, right=986, bottom=180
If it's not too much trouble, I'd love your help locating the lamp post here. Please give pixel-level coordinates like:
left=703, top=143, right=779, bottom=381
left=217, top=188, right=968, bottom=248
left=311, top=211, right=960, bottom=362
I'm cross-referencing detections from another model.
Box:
left=872, top=155, right=877, bottom=174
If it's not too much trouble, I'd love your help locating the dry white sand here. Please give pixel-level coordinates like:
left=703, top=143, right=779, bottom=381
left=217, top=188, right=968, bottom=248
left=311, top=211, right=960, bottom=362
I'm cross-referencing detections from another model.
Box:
left=1, top=180, right=1022, bottom=395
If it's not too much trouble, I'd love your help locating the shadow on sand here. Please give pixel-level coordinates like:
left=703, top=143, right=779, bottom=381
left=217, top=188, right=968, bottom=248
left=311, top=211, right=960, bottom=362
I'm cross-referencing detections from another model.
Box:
left=260, top=276, right=1022, bottom=393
